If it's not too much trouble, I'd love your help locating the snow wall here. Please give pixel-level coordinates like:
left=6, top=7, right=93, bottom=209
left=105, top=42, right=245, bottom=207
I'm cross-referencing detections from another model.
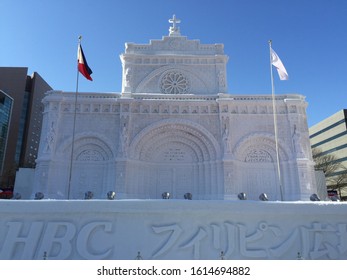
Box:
left=0, top=200, right=346, bottom=260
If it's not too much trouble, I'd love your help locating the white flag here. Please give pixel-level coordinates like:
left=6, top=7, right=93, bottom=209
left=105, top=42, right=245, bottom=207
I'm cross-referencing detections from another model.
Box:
left=270, top=47, right=288, bottom=80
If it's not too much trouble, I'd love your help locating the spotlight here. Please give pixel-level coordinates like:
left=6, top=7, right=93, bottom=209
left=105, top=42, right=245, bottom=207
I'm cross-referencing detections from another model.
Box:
left=107, top=191, right=116, bottom=200
left=310, top=193, right=320, bottom=201
left=135, top=251, right=143, bottom=260
left=296, top=252, right=304, bottom=260
left=13, top=192, right=21, bottom=200
left=259, top=193, right=269, bottom=201
left=238, top=192, right=247, bottom=200
left=84, top=191, right=93, bottom=200
left=162, top=192, right=170, bottom=199
left=34, top=192, right=44, bottom=200
left=184, top=193, right=192, bottom=200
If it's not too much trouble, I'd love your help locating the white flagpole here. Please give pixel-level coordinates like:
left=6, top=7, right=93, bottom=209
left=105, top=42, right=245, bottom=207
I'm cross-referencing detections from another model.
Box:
left=67, top=35, right=82, bottom=199
left=269, top=40, right=284, bottom=201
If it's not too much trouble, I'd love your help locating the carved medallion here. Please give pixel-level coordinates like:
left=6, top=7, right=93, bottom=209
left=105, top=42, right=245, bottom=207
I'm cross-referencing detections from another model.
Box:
left=160, top=71, right=190, bottom=94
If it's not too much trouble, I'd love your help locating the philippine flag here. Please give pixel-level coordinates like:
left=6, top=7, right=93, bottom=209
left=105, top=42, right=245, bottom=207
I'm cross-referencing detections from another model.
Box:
left=77, top=44, right=93, bottom=81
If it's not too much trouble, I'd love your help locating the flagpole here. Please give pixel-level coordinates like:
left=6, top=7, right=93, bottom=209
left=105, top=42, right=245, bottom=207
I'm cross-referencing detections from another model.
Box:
left=67, top=35, right=82, bottom=199
left=269, top=40, right=284, bottom=201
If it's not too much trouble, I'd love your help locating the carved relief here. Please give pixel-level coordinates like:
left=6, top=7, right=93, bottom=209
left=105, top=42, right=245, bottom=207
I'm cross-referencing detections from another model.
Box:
left=131, top=103, right=140, bottom=113
left=103, top=105, right=110, bottom=112
left=77, top=150, right=104, bottom=161
left=222, top=116, right=231, bottom=153
left=83, top=104, right=90, bottom=112
left=141, top=105, right=149, bottom=113
left=121, top=104, right=129, bottom=113
left=152, top=143, right=196, bottom=163
left=292, top=124, right=306, bottom=158
left=118, top=117, right=129, bottom=157
left=290, top=105, right=297, bottom=113
left=160, top=71, right=190, bottom=94
left=218, top=71, right=226, bottom=89
left=93, top=104, right=100, bottom=112
left=118, top=123, right=129, bottom=157
left=144, top=136, right=200, bottom=162
left=124, top=67, right=132, bottom=87
left=112, top=104, right=120, bottom=113
left=44, top=121, right=56, bottom=153
left=62, top=104, right=70, bottom=112
left=245, top=149, right=273, bottom=163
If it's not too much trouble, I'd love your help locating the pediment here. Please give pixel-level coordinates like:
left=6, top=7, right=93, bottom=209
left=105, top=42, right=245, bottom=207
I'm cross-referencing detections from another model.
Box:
left=135, top=66, right=209, bottom=94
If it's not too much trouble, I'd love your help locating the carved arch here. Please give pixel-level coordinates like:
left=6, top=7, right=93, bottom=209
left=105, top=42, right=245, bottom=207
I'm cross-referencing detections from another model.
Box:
left=56, top=133, right=114, bottom=161
left=232, top=132, right=290, bottom=162
left=129, top=119, right=221, bottom=162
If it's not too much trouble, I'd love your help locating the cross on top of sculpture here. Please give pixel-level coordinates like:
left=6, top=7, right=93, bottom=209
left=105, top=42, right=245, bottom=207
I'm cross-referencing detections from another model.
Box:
left=169, top=14, right=181, bottom=36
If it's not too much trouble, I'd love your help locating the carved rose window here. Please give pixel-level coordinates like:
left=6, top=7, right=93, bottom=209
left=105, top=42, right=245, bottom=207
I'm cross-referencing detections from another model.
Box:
left=160, top=71, right=190, bottom=94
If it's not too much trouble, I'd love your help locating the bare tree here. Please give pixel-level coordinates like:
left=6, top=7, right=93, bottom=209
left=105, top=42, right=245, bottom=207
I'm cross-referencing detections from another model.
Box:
left=312, top=148, right=342, bottom=176
left=312, top=148, right=347, bottom=200
left=327, top=169, right=347, bottom=199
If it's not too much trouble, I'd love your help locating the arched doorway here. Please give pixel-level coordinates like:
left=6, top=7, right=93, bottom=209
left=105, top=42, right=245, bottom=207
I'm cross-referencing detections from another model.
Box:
left=232, top=133, right=290, bottom=200
left=59, top=135, right=115, bottom=199
left=127, top=119, right=222, bottom=199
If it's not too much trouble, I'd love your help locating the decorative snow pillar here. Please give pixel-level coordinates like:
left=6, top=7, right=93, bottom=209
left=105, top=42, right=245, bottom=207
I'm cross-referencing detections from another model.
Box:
left=32, top=91, right=61, bottom=198
left=284, top=97, right=317, bottom=200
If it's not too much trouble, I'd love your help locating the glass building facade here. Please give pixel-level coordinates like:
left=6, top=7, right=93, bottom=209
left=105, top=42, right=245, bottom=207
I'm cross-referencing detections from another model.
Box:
left=0, top=90, right=13, bottom=179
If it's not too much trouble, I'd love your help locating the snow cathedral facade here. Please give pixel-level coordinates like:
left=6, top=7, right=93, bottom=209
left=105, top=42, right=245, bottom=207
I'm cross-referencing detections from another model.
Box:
left=32, top=16, right=317, bottom=201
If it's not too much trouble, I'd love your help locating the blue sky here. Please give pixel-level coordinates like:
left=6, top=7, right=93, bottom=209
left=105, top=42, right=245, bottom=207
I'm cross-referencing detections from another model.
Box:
left=1, top=0, right=346, bottom=127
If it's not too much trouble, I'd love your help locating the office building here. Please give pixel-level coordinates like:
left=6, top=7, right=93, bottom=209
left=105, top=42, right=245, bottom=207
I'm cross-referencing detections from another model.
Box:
left=0, top=67, right=52, bottom=188
left=309, top=109, right=347, bottom=199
